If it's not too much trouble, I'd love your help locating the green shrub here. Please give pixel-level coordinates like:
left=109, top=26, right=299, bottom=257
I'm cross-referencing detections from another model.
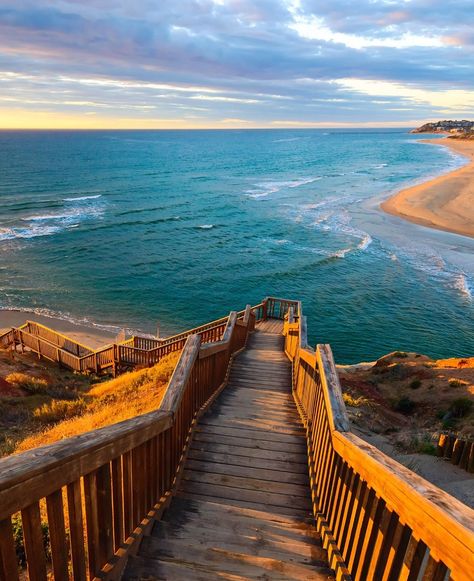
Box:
left=418, top=441, right=437, bottom=455
left=394, top=397, right=416, bottom=415
left=393, top=351, right=408, bottom=358
left=12, top=514, right=50, bottom=566
left=33, top=398, right=87, bottom=424
left=409, top=379, right=422, bottom=390
left=449, top=398, right=473, bottom=418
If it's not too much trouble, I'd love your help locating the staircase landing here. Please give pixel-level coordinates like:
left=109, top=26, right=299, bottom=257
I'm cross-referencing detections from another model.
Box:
left=123, top=327, right=333, bottom=580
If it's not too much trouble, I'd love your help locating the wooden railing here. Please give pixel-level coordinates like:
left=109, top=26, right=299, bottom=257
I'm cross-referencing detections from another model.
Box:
left=0, top=301, right=268, bottom=376
left=0, top=305, right=256, bottom=581
left=284, top=304, right=474, bottom=581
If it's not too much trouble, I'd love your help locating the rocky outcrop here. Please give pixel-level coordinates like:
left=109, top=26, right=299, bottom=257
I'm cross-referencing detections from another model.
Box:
left=411, top=120, right=474, bottom=134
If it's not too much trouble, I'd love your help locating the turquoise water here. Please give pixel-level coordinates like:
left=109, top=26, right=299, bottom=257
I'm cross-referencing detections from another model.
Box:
left=0, top=129, right=473, bottom=363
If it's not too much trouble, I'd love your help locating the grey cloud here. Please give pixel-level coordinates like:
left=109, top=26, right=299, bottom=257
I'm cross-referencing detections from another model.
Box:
left=0, top=0, right=472, bottom=123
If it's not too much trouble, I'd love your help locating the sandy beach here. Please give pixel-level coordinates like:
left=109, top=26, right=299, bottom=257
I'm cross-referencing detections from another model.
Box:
left=0, top=310, right=116, bottom=349
left=381, top=138, right=474, bottom=238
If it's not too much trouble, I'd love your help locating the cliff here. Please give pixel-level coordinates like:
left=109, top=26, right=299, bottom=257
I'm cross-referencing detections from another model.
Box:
left=411, top=120, right=474, bottom=134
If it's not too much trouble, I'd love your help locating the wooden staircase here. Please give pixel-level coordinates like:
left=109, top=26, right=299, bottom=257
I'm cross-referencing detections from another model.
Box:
left=1, top=298, right=472, bottom=581
left=123, top=324, right=334, bottom=580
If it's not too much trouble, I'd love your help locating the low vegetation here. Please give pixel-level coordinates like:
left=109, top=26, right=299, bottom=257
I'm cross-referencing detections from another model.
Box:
left=338, top=351, right=474, bottom=456
left=0, top=348, right=180, bottom=456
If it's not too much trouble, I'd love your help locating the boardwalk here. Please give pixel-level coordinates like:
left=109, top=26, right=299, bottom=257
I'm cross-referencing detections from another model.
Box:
left=1, top=298, right=471, bottom=581
left=123, top=323, right=334, bottom=580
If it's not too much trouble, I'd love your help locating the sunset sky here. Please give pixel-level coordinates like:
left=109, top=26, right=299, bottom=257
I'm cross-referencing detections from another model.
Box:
left=0, top=0, right=473, bottom=129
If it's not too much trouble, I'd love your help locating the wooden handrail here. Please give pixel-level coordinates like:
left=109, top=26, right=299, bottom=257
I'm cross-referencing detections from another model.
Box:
left=0, top=301, right=267, bottom=376
left=0, top=305, right=255, bottom=581
left=284, top=310, right=474, bottom=580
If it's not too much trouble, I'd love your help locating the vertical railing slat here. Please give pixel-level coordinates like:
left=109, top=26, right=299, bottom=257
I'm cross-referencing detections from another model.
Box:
left=21, top=502, right=47, bottom=581
left=46, top=489, right=69, bottom=580
left=0, top=517, right=19, bottom=581
left=66, top=480, right=87, bottom=581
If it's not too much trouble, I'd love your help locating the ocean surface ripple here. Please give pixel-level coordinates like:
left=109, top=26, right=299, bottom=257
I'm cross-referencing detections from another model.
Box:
left=0, top=129, right=473, bottom=363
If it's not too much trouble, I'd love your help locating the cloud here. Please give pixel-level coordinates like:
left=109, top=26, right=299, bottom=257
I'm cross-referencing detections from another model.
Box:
left=0, top=0, right=472, bottom=127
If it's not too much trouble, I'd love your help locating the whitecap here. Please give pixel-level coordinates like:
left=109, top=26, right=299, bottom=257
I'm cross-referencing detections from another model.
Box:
left=452, top=273, right=473, bottom=301
left=197, top=224, right=214, bottom=229
left=63, top=194, right=102, bottom=202
left=373, top=163, right=388, bottom=169
left=0, top=225, right=62, bottom=241
left=245, top=176, right=321, bottom=199
left=272, top=137, right=302, bottom=143
left=23, top=213, right=71, bottom=222
left=357, top=234, right=373, bottom=251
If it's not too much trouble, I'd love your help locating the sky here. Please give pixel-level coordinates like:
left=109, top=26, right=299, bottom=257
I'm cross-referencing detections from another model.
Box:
left=0, top=0, right=473, bottom=129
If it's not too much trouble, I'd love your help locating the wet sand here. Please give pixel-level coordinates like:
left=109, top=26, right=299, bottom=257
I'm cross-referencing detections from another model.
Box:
left=381, top=138, right=474, bottom=238
left=0, top=310, right=116, bottom=349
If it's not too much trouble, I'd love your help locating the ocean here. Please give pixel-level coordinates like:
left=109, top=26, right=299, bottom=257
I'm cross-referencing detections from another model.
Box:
left=0, top=129, right=473, bottom=363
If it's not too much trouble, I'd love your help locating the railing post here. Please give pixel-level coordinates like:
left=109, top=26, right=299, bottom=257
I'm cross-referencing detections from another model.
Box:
left=262, top=298, right=268, bottom=320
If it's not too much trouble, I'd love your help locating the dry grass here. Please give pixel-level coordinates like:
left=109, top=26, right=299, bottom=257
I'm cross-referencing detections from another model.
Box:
left=343, top=393, right=370, bottom=407
left=6, top=372, right=49, bottom=394
left=15, top=351, right=180, bottom=453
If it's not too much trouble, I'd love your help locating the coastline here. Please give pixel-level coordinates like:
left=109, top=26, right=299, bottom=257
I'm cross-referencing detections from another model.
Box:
left=0, top=310, right=116, bottom=349
left=381, top=138, right=474, bottom=239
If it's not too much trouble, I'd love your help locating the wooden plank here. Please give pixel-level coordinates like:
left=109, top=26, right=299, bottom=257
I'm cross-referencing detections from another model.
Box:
left=21, top=502, right=47, bottom=581
left=166, top=495, right=309, bottom=525
left=185, top=458, right=309, bottom=486
left=46, top=489, right=69, bottom=580
left=66, top=480, right=87, bottom=581
left=182, top=468, right=310, bottom=498
left=195, top=423, right=306, bottom=444
left=178, top=480, right=311, bottom=511
left=192, top=431, right=306, bottom=454
left=126, top=549, right=328, bottom=581
left=141, top=532, right=327, bottom=569
left=187, top=448, right=309, bottom=474
left=0, top=517, right=19, bottom=581
left=189, top=441, right=308, bottom=464
left=199, top=416, right=306, bottom=436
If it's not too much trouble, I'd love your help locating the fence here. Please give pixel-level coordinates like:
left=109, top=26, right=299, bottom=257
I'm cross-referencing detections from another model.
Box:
left=284, top=303, right=474, bottom=580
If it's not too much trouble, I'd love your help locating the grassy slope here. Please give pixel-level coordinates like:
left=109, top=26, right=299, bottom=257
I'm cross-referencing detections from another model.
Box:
left=0, top=350, right=180, bottom=456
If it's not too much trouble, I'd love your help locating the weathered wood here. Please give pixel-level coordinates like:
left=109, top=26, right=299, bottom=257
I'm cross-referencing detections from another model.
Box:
left=0, top=517, right=19, bottom=581
left=333, top=431, right=474, bottom=577
left=451, top=438, right=465, bottom=465
left=21, top=502, right=47, bottom=581
left=67, top=480, right=87, bottom=581
left=46, top=489, right=69, bottom=580
left=284, top=298, right=474, bottom=581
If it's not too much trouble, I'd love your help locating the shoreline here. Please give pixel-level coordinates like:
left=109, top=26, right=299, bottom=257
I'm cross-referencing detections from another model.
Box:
left=0, top=309, right=116, bottom=349
left=381, top=138, right=474, bottom=239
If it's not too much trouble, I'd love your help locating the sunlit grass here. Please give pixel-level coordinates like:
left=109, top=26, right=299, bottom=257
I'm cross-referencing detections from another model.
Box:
left=16, top=351, right=180, bottom=452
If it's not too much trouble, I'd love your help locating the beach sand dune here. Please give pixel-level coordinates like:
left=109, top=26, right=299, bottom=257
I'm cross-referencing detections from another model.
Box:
left=381, top=138, right=474, bottom=238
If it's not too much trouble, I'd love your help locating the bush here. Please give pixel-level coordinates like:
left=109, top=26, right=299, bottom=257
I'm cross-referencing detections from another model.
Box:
left=418, top=441, right=437, bottom=455
left=343, top=393, right=369, bottom=407
left=449, top=398, right=473, bottom=418
left=5, top=372, right=48, bottom=394
left=448, top=379, right=464, bottom=389
left=394, top=397, right=416, bottom=415
left=33, top=399, right=87, bottom=424
left=12, top=514, right=50, bottom=566
left=409, top=379, right=422, bottom=390
left=393, top=351, right=409, bottom=358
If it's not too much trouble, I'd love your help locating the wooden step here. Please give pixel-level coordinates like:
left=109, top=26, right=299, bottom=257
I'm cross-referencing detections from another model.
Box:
left=122, top=327, right=333, bottom=580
